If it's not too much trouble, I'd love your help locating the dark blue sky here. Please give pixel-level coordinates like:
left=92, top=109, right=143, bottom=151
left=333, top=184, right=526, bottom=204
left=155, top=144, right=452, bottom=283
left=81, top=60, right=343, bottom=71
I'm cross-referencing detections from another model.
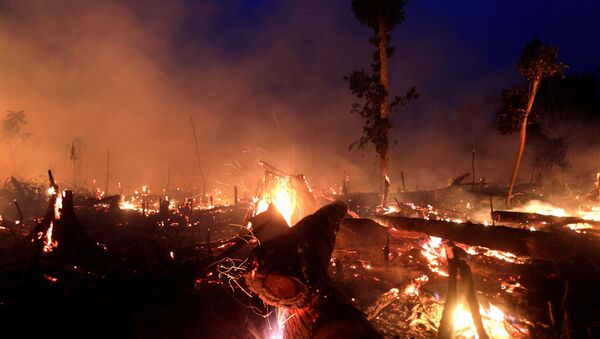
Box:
left=171, top=0, right=600, bottom=128
left=177, top=0, right=600, bottom=73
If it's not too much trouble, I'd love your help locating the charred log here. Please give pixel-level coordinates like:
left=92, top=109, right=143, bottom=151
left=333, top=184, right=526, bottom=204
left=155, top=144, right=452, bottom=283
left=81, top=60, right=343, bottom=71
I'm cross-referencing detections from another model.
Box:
left=246, top=201, right=382, bottom=338
left=211, top=203, right=289, bottom=263
left=492, top=210, right=600, bottom=228
left=246, top=201, right=346, bottom=308
left=370, top=215, right=600, bottom=263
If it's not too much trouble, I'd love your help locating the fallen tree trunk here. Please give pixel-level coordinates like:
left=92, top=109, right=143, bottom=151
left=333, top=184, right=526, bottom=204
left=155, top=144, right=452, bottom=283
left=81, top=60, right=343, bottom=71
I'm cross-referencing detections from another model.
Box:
left=369, top=215, right=600, bottom=263
left=246, top=201, right=346, bottom=308
left=246, top=201, right=382, bottom=338
left=492, top=210, right=600, bottom=228
left=211, top=203, right=289, bottom=263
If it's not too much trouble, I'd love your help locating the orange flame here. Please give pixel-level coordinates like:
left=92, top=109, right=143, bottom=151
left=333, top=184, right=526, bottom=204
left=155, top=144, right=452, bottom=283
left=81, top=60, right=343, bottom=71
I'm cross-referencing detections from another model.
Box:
left=43, top=221, right=58, bottom=253
left=255, top=177, right=298, bottom=226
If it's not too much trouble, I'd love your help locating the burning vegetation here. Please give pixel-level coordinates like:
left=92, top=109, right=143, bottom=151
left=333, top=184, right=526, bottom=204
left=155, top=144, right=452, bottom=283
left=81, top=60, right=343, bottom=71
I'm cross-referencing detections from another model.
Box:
left=1, top=1, right=600, bottom=339
left=0, top=162, right=598, bottom=338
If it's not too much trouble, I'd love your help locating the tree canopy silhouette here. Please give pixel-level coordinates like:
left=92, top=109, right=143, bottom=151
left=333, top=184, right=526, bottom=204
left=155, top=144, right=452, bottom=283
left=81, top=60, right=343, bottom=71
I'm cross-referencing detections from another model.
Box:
left=346, top=0, right=417, bottom=206
left=495, top=39, right=567, bottom=205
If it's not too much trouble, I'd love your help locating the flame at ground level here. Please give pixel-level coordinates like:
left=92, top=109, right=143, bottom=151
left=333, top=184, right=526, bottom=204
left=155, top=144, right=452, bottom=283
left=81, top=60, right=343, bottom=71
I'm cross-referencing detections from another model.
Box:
left=452, top=302, right=514, bottom=338
left=255, top=177, right=298, bottom=226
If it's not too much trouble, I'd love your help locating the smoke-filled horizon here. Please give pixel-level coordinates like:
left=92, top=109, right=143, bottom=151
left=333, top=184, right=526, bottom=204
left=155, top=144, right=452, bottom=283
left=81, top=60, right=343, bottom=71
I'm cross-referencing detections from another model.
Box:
left=1, top=0, right=599, bottom=196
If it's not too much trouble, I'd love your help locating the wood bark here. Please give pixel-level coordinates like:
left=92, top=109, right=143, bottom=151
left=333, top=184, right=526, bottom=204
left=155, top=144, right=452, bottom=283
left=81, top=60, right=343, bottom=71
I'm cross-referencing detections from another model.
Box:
left=246, top=201, right=346, bottom=308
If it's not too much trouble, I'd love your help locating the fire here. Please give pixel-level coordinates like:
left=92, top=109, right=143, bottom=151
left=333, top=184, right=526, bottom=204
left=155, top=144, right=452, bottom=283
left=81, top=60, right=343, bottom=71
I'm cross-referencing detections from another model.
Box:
left=266, top=307, right=294, bottom=339
left=578, top=206, right=600, bottom=221
left=452, top=302, right=529, bottom=339
left=462, top=246, right=528, bottom=264
left=516, top=200, right=567, bottom=217
left=416, top=236, right=529, bottom=337
left=54, top=191, right=63, bottom=220
left=403, top=283, right=420, bottom=296
left=566, top=223, right=593, bottom=231
left=452, top=302, right=514, bottom=338
left=517, top=200, right=600, bottom=222
left=41, top=187, right=62, bottom=254
left=255, top=177, right=298, bottom=226
left=119, top=198, right=138, bottom=211
left=420, top=236, right=449, bottom=277
left=513, top=200, right=600, bottom=233
left=43, top=221, right=58, bottom=253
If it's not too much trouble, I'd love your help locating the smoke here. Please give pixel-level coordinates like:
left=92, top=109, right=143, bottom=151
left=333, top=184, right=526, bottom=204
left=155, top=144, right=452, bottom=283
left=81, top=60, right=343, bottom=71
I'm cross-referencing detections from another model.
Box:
left=0, top=0, right=597, bottom=198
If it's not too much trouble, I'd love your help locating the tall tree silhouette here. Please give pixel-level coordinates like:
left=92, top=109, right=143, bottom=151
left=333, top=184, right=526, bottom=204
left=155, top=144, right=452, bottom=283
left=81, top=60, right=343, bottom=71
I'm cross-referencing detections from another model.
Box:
left=496, top=39, right=567, bottom=206
left=346, top=0, right=417, bottom=206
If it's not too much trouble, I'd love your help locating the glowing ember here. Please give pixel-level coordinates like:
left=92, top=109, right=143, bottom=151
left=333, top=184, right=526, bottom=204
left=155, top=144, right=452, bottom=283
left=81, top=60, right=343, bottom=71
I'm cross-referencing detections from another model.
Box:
left=501, top=281, right=524, bottom=294
left=420, top=236, right=449, bottom=277
left=403, top=283, right=419, bottom=296
left=255, top=177, right=298, bottom=226
left=566, top=223, right=593, bottom=231
left=461, top=246, right=528, bottom=264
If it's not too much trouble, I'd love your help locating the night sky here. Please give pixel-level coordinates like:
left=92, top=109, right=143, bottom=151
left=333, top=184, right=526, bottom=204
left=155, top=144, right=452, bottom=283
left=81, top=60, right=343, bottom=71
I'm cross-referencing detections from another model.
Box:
left=0, top=0, right=599, bottom=192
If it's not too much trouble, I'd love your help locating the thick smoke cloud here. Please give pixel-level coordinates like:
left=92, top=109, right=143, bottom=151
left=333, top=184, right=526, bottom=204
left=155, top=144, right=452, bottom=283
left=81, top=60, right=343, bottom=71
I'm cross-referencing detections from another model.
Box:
left=0, top=0, right=597, bottom=198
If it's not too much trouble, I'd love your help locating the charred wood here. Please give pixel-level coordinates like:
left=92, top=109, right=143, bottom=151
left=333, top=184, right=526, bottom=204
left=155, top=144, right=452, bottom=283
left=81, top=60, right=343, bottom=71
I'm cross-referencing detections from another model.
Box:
left=370, top=215, right=600, bottom=263
left=246, top=201, right=382, bottom=338
left=492, top=210, right=600, bottom=228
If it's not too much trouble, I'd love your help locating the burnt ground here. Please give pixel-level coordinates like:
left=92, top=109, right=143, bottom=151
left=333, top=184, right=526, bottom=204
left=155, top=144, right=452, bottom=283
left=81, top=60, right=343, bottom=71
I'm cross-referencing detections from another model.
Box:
left=0, top=200, right=599, bottom=338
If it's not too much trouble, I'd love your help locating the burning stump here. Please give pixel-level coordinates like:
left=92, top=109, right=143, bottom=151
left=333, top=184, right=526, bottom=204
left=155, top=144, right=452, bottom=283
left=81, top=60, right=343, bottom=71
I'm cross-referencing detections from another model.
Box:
left=246, top=201, right=382, bottom=338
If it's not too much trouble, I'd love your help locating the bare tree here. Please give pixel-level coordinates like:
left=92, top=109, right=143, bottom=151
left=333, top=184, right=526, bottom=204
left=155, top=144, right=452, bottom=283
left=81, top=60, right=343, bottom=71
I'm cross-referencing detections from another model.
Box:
left=497, top=39, right=567, bottom=206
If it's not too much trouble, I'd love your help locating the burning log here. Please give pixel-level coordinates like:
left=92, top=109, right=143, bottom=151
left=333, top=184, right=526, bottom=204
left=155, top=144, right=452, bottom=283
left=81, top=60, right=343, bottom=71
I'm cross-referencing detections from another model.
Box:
left=252, top=168, right=319, bottom=226
left=53, top=190, right=92, bottom=257
left=370, top=215, right=600, bottom=263
left=246, top=201, right=346, bottom=308
left=492, top=210, right=600, bottom=228
left=25, top=171, right=96, bottom=263
left=80, top=194, right=121, bottom=208
left=211, top=204, right=289, bottom=263
left=246, top=201, right=382, bottom=338
left=437, top=243, right=489, bottom=339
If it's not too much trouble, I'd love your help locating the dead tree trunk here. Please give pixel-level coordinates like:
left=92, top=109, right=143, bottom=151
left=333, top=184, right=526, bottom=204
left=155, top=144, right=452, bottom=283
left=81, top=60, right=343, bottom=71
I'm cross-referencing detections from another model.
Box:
left=507, top=76, right=541, bottom=207
left=378, top=20, right=390, bottom=206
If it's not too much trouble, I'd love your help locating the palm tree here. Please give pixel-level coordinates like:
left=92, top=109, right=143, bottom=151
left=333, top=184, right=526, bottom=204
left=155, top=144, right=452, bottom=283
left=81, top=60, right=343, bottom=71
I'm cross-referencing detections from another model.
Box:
left=3, top=110, right=32, bottom=175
